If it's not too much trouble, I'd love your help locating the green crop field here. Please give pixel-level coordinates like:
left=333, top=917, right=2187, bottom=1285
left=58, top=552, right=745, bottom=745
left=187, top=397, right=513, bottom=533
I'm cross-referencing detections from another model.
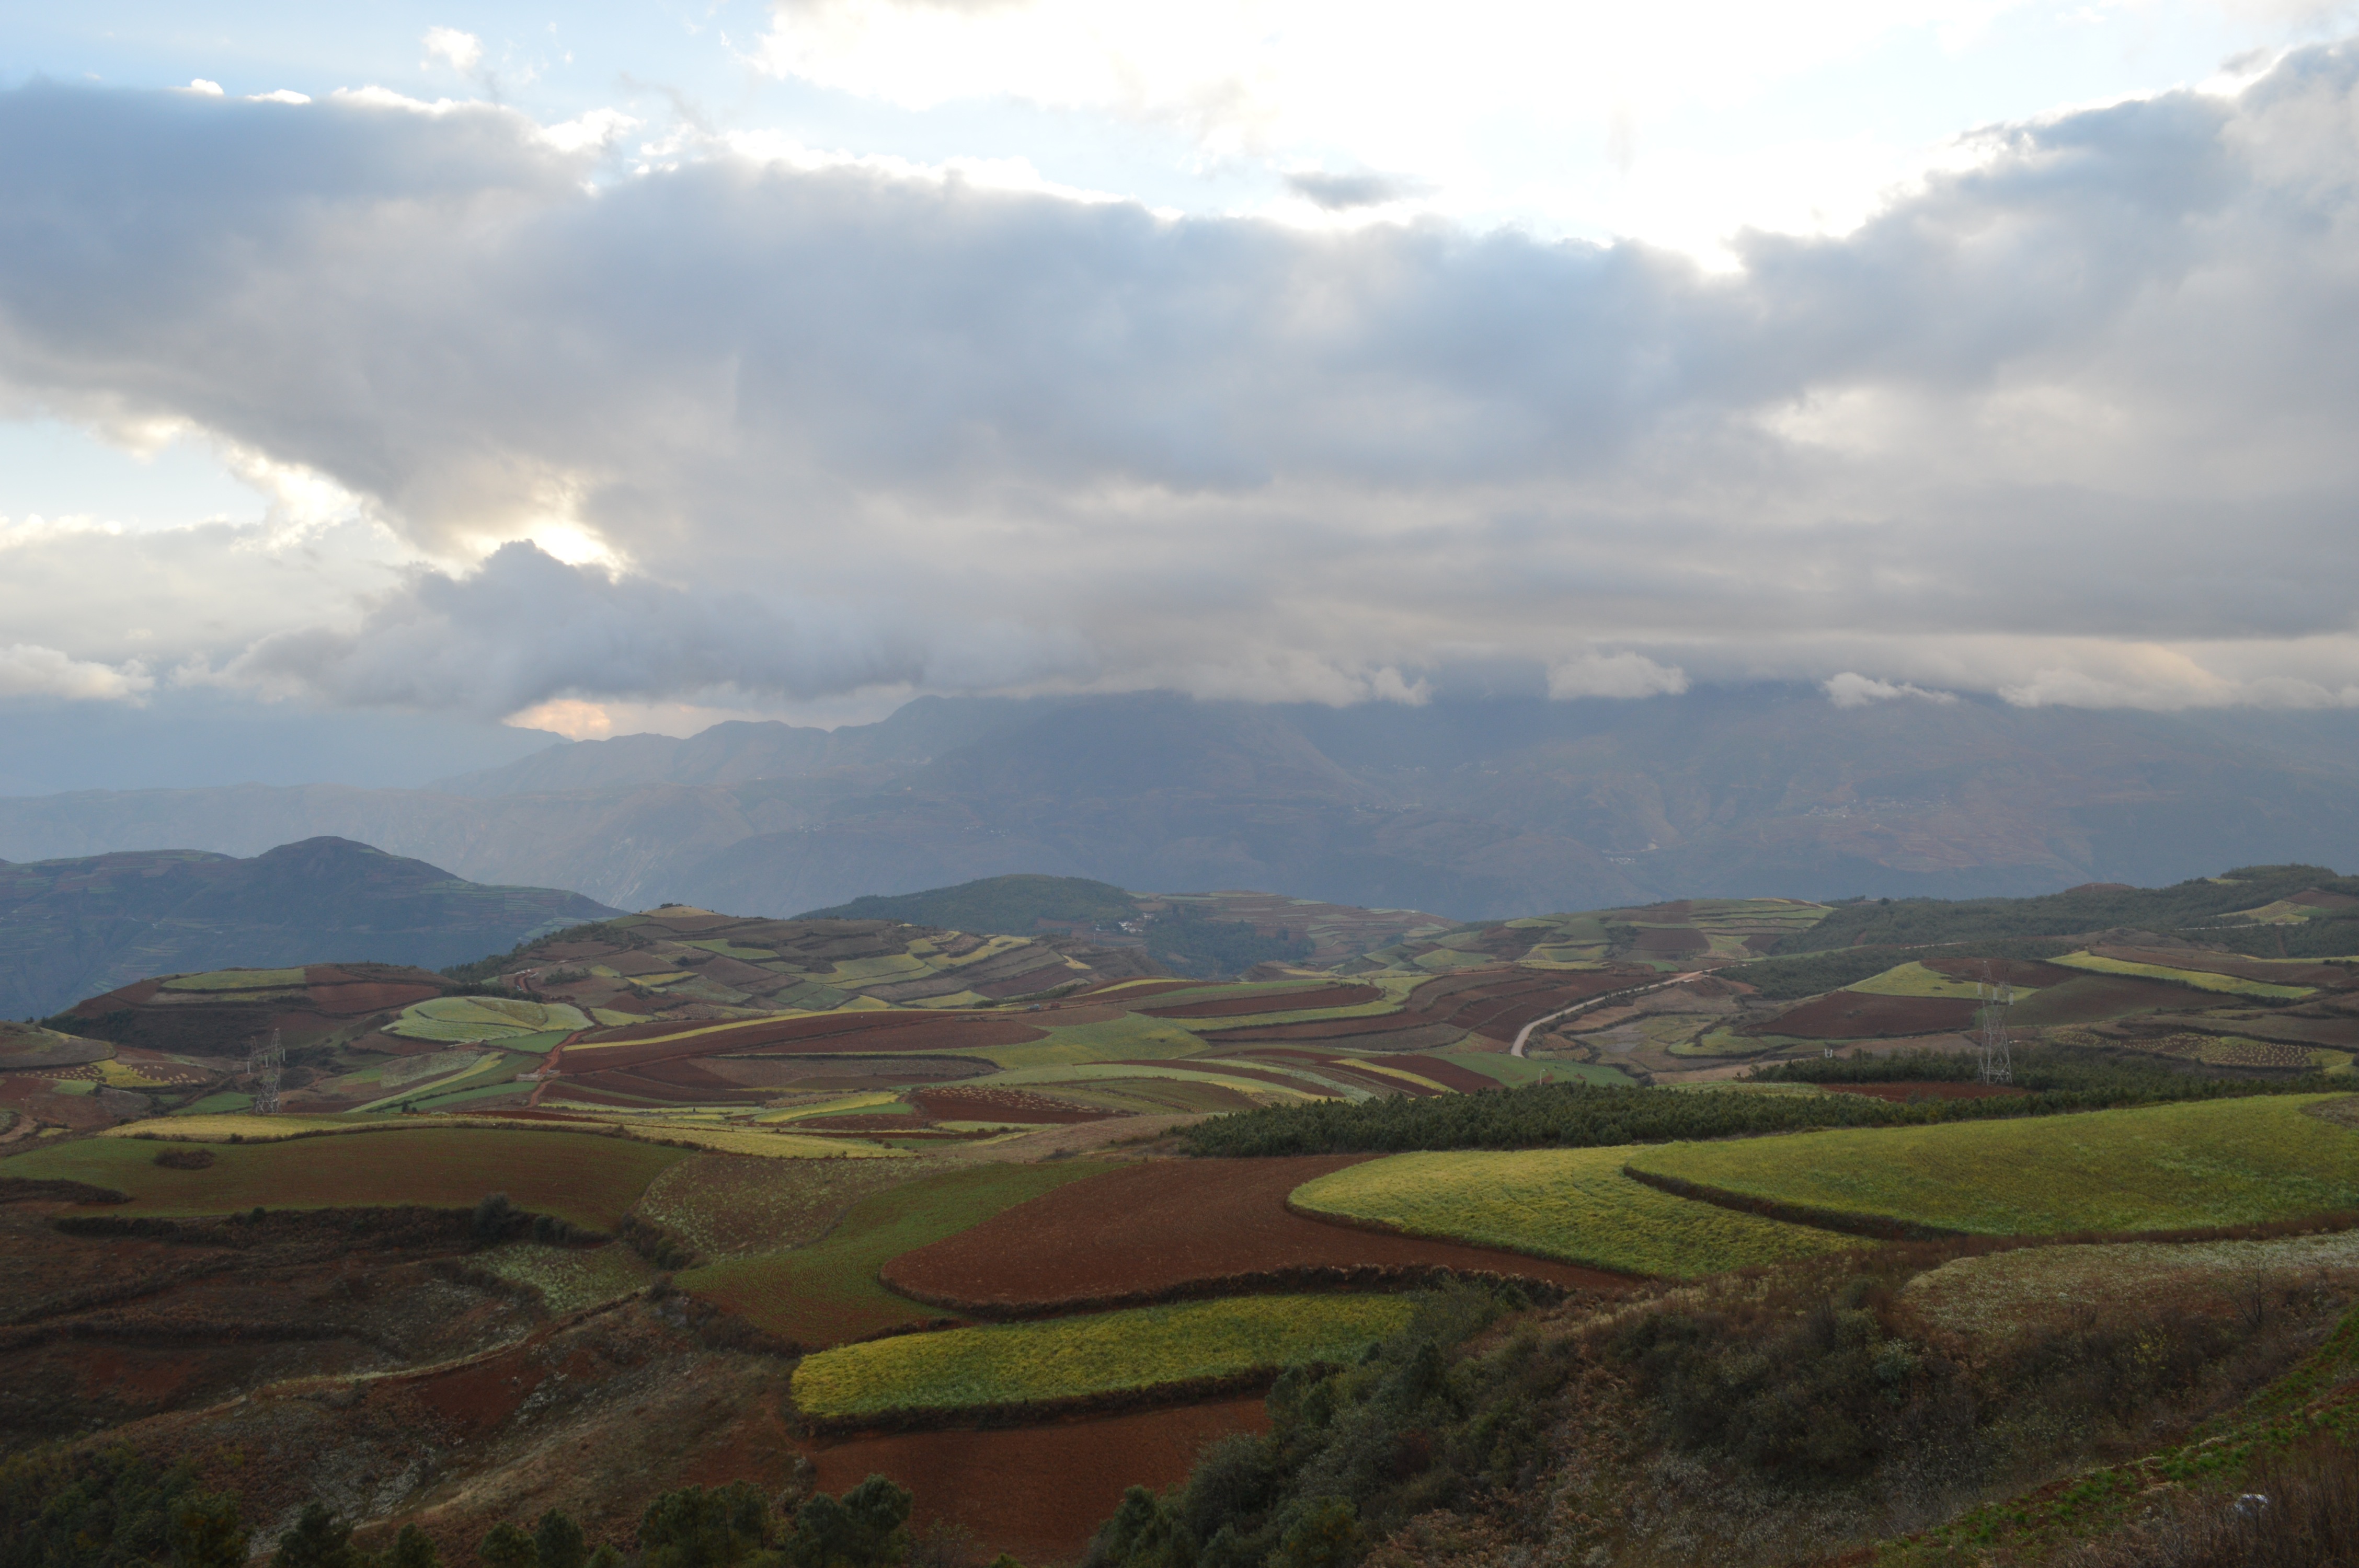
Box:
left=1288, top=1147, right=1861, bottom=1278
left=789, top=1293, right=1417, bottom=1420
left=388, top=996, right=591, bottom=1042
left=1847, top=961, right=2024, bottom=1000
left=4, top=1128, right=687, bottom=1229
left=975, top=1014, right=1209, bottom=1067
left=680, top=1160, right=1107, bottom=1346
left=2052, top=951, right=2315, bottom=1000
left=159, top=968, right=307, bottom=992
left=1624, top=1095, right=2359, bottom=1235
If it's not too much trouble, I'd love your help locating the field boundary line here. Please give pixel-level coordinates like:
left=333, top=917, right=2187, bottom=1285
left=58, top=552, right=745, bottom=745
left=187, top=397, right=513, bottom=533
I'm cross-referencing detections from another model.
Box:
left=875, top=1260, right=1599, bottom=1321
left=792, top=1366, right=1307, bottom=1438
left=1279, top=1190, right=1653, bottom=1279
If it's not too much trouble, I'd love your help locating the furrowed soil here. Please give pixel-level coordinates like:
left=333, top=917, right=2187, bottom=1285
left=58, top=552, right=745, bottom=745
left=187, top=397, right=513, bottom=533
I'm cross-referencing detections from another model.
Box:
left=807, top=1397, right=1268, bottom=1563
left=881, top=1156, right=1633, bottom=1313
left=911, top=1086, right=1122, bottom=1123
left=1139, top=985, right=1384, bottom=1019
left=631, top=1152, right=947, bottom=1259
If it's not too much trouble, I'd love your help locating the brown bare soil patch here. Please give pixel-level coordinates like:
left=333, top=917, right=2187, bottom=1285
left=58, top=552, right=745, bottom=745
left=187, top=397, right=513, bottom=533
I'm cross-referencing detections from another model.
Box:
left=882, top=1156, right=1633, bottom=1315
left=1200, top=966, right=1651, bottom=1049
left=912, top=1086, right=1121, bottom=1123
left=1383, top=1055, right=1503, bottom=1092
left=1634, top=927, right=1709, bottom=957
left=1819, top=1081, right=2031, bottom=1102
left=1920, top=957, right=2088, bottom=989
left=1140, top=985, right=1382, bottom=1019
left=1753, top=991, right=1978, bottom=1039
left=2009, top=974, right=2205, bottom=1027
left=806, top=1397, right=1267, bottom=1564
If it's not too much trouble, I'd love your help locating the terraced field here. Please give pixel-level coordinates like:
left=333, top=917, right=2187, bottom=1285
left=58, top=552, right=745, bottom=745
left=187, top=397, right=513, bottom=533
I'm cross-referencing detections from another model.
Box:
left=6, top=1127, right=687, bottom=1229
left=680, top=1161, right=1105, bottom=1346
left=1624, top=1094, right=2359, bottom=1236
left=1288, top=1147, right=1861, bottom=1277
left=790, top=1294, right=1417, bottom=1422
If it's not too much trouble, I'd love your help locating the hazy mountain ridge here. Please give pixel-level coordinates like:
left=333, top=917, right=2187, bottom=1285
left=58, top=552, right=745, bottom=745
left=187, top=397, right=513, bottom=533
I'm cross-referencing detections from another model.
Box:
left=6, top=689, right=2359, bottom=918
left=0, top=837, right=618, bottom=1019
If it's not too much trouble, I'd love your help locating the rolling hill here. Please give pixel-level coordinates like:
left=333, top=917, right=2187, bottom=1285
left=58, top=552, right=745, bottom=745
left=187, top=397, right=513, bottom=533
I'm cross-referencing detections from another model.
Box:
left=0, top=837, right=617, bottom=1019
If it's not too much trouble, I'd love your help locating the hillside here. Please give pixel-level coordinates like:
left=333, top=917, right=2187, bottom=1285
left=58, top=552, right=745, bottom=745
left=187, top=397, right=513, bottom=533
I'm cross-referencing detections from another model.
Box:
left=0, top=837, right=617, bottom=1019
left=800, top=873, right=1453, bottom=976
left=10, top=688, right=2359, bottom=919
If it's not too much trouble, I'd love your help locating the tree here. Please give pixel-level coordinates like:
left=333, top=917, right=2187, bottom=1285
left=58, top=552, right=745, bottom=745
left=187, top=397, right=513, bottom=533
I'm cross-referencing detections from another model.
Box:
left=534, top=1510, right=588, bottom=1568
left=1272, top=1498, right=1360, bottom=1568
left=381, top=1525, right=442, bottom=1568
left=639, top=1481, right=774, bottom=1568
left=479, top=1522, right=539, bottom=1568
left=782, top=1475, right=911, bottom=1568
left=272, top=1504, right=359, bottom=1568
left=168, top=1491, right=248, bottom=1568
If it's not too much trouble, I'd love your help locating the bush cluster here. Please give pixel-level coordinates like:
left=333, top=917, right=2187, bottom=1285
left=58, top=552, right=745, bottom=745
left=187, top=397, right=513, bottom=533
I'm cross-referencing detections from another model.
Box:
left=471, top=1191, right=592, bottom=1247
left=1085, top=1288, right=1565, bottom=1568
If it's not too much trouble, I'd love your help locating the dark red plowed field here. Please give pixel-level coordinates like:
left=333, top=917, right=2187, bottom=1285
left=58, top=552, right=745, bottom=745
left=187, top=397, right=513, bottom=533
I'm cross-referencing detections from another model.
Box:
left=913, top=1086, right=1120, bottom=1123
left=1140, top=985, right=1383, bottom=1019
left=1198, top=967, right=1652, bottom=1048
left=881, top=1156, right=1634, bottom=1312
left=1754, top=992, right=1978, bottom=1039
left=807, top=1397, right=1267, bottom=1564
left=1383, top=1054, right=1504, bottom=1092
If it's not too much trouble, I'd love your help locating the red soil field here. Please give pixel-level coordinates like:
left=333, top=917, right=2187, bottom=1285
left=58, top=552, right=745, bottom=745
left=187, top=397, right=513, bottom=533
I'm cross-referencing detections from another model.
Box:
left=2092, top=948, right=2355, bottom=989
left=302, top=982, right=442, bottom=1016
left=2009, top=974, right=2206, bottom=1027
left=881, top=1156, right=1634, bottom=1313
left=1310, top=1062, right=1447, bottom=1097
left=806, top=1397, right=1268, bottom=1564
left=912, top=1086, right=1121, bottom=1123
left=1140, top=985, right=1383, bottom=1019
left=1153, top=1059, right=1343, bottom=1096
left=1755, top=991, right=1978, bottom=1039
left=1382, top=1054, right=1503, bottom=1092
left=1920, top=957, right=2087, bottom=989
left=1633, top=927, right=1709, bottom=957
left=1200, top=967, right=1651, bottom=1048
left=1820, top=1081, right=2030, bottom=1102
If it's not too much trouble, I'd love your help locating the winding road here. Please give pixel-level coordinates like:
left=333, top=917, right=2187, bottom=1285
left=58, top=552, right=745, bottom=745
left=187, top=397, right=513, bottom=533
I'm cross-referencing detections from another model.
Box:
left=1509, top=971, right=1706, bottom=1058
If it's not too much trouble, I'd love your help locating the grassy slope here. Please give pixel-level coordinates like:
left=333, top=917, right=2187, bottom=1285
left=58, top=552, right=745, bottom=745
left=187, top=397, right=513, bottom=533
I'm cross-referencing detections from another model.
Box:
left=1627, top=1095, right=2359, bottom=1236
left=679, top=1160, right=1109, bottom=1346
left=1289, top=1147, right=1862, bottom=1278
left=790, top=1294, right=1417, bottom=1419
left=4, top=1128, right=686, bottom=1230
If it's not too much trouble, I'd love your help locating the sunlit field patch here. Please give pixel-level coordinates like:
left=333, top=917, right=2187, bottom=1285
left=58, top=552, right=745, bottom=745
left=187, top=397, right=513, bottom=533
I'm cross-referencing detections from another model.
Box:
left=789, top=1294, right=1417, bottom=1420
left=1289, top=1147, right=1859, bottom=1278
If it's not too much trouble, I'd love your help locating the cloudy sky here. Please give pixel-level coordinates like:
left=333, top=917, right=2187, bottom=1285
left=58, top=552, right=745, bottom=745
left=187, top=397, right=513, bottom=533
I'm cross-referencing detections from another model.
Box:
left=4, top=0, right=2359, bottom=773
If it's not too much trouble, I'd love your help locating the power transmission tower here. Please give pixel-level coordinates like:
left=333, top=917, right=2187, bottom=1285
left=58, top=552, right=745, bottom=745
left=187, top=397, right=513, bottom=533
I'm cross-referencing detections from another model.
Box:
left=1976, top=964, right=2013, bottom=1085
left=246, top=1029, right=283, bottom=1114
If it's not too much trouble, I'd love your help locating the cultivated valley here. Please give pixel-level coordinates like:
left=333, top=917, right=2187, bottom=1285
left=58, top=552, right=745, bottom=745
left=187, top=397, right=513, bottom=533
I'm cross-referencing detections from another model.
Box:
left=10, top=861, right=2359, bottom=1564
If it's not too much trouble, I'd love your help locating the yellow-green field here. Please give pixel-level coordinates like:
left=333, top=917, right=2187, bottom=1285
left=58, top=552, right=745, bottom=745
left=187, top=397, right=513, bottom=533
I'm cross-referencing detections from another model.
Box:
left=789, top=1294, right=1417, bottom=1419
left=1847, top=961, right=2028, bottom=1000
left=2053, top=951, right=2315, bottom=1000
left=1625, top=1095, right=2359, bottom=1235
left=1288, top=1147, right=1861, bottom=1277
left=159, top=968, right=306, bottom=992
left=387, top=996, right=591, bottom=1042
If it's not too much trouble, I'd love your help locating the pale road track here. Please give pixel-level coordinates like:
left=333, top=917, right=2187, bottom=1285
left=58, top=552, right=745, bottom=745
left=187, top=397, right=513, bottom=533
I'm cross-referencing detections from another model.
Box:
left=1509, top=971, right=1707, bottom=1058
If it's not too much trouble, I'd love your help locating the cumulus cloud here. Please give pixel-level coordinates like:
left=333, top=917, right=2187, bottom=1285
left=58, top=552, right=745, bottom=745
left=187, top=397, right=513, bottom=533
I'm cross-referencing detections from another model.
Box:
left=0, top=644, right=151, bottom=702
left=422, top=27, right=484, bottom=76
left=1, top=51, right=2358, bottom=718
left=1823, top=672, right=1958, bottom=708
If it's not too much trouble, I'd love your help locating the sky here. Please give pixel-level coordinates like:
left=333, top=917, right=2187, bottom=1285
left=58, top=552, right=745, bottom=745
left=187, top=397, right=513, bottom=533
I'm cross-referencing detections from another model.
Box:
left=4, top=0, right=2359, bottom=771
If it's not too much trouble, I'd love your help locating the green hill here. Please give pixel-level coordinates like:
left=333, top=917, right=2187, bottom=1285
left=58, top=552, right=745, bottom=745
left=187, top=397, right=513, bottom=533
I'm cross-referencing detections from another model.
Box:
left=798, top=873, right=1141, bottom=933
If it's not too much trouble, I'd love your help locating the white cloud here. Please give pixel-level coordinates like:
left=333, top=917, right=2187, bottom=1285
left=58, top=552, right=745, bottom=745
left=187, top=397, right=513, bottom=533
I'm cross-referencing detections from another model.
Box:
left=187, top=80, right=223, bottom=97
left=1549, top=653, right=1692, bottom=700
left=0, top=644, right=152, bottom=702
left=2, top=52, right=2359, bottom=717
left=423, top=27, right=485, bottom=76
left=1823, top=672, right=1959, bottom=707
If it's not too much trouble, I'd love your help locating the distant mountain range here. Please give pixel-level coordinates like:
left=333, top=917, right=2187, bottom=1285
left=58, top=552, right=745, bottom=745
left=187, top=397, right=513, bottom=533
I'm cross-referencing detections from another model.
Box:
left=4, top=687, right=2359, bottom=920
left=0, top=837, right=616, bottom=1019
